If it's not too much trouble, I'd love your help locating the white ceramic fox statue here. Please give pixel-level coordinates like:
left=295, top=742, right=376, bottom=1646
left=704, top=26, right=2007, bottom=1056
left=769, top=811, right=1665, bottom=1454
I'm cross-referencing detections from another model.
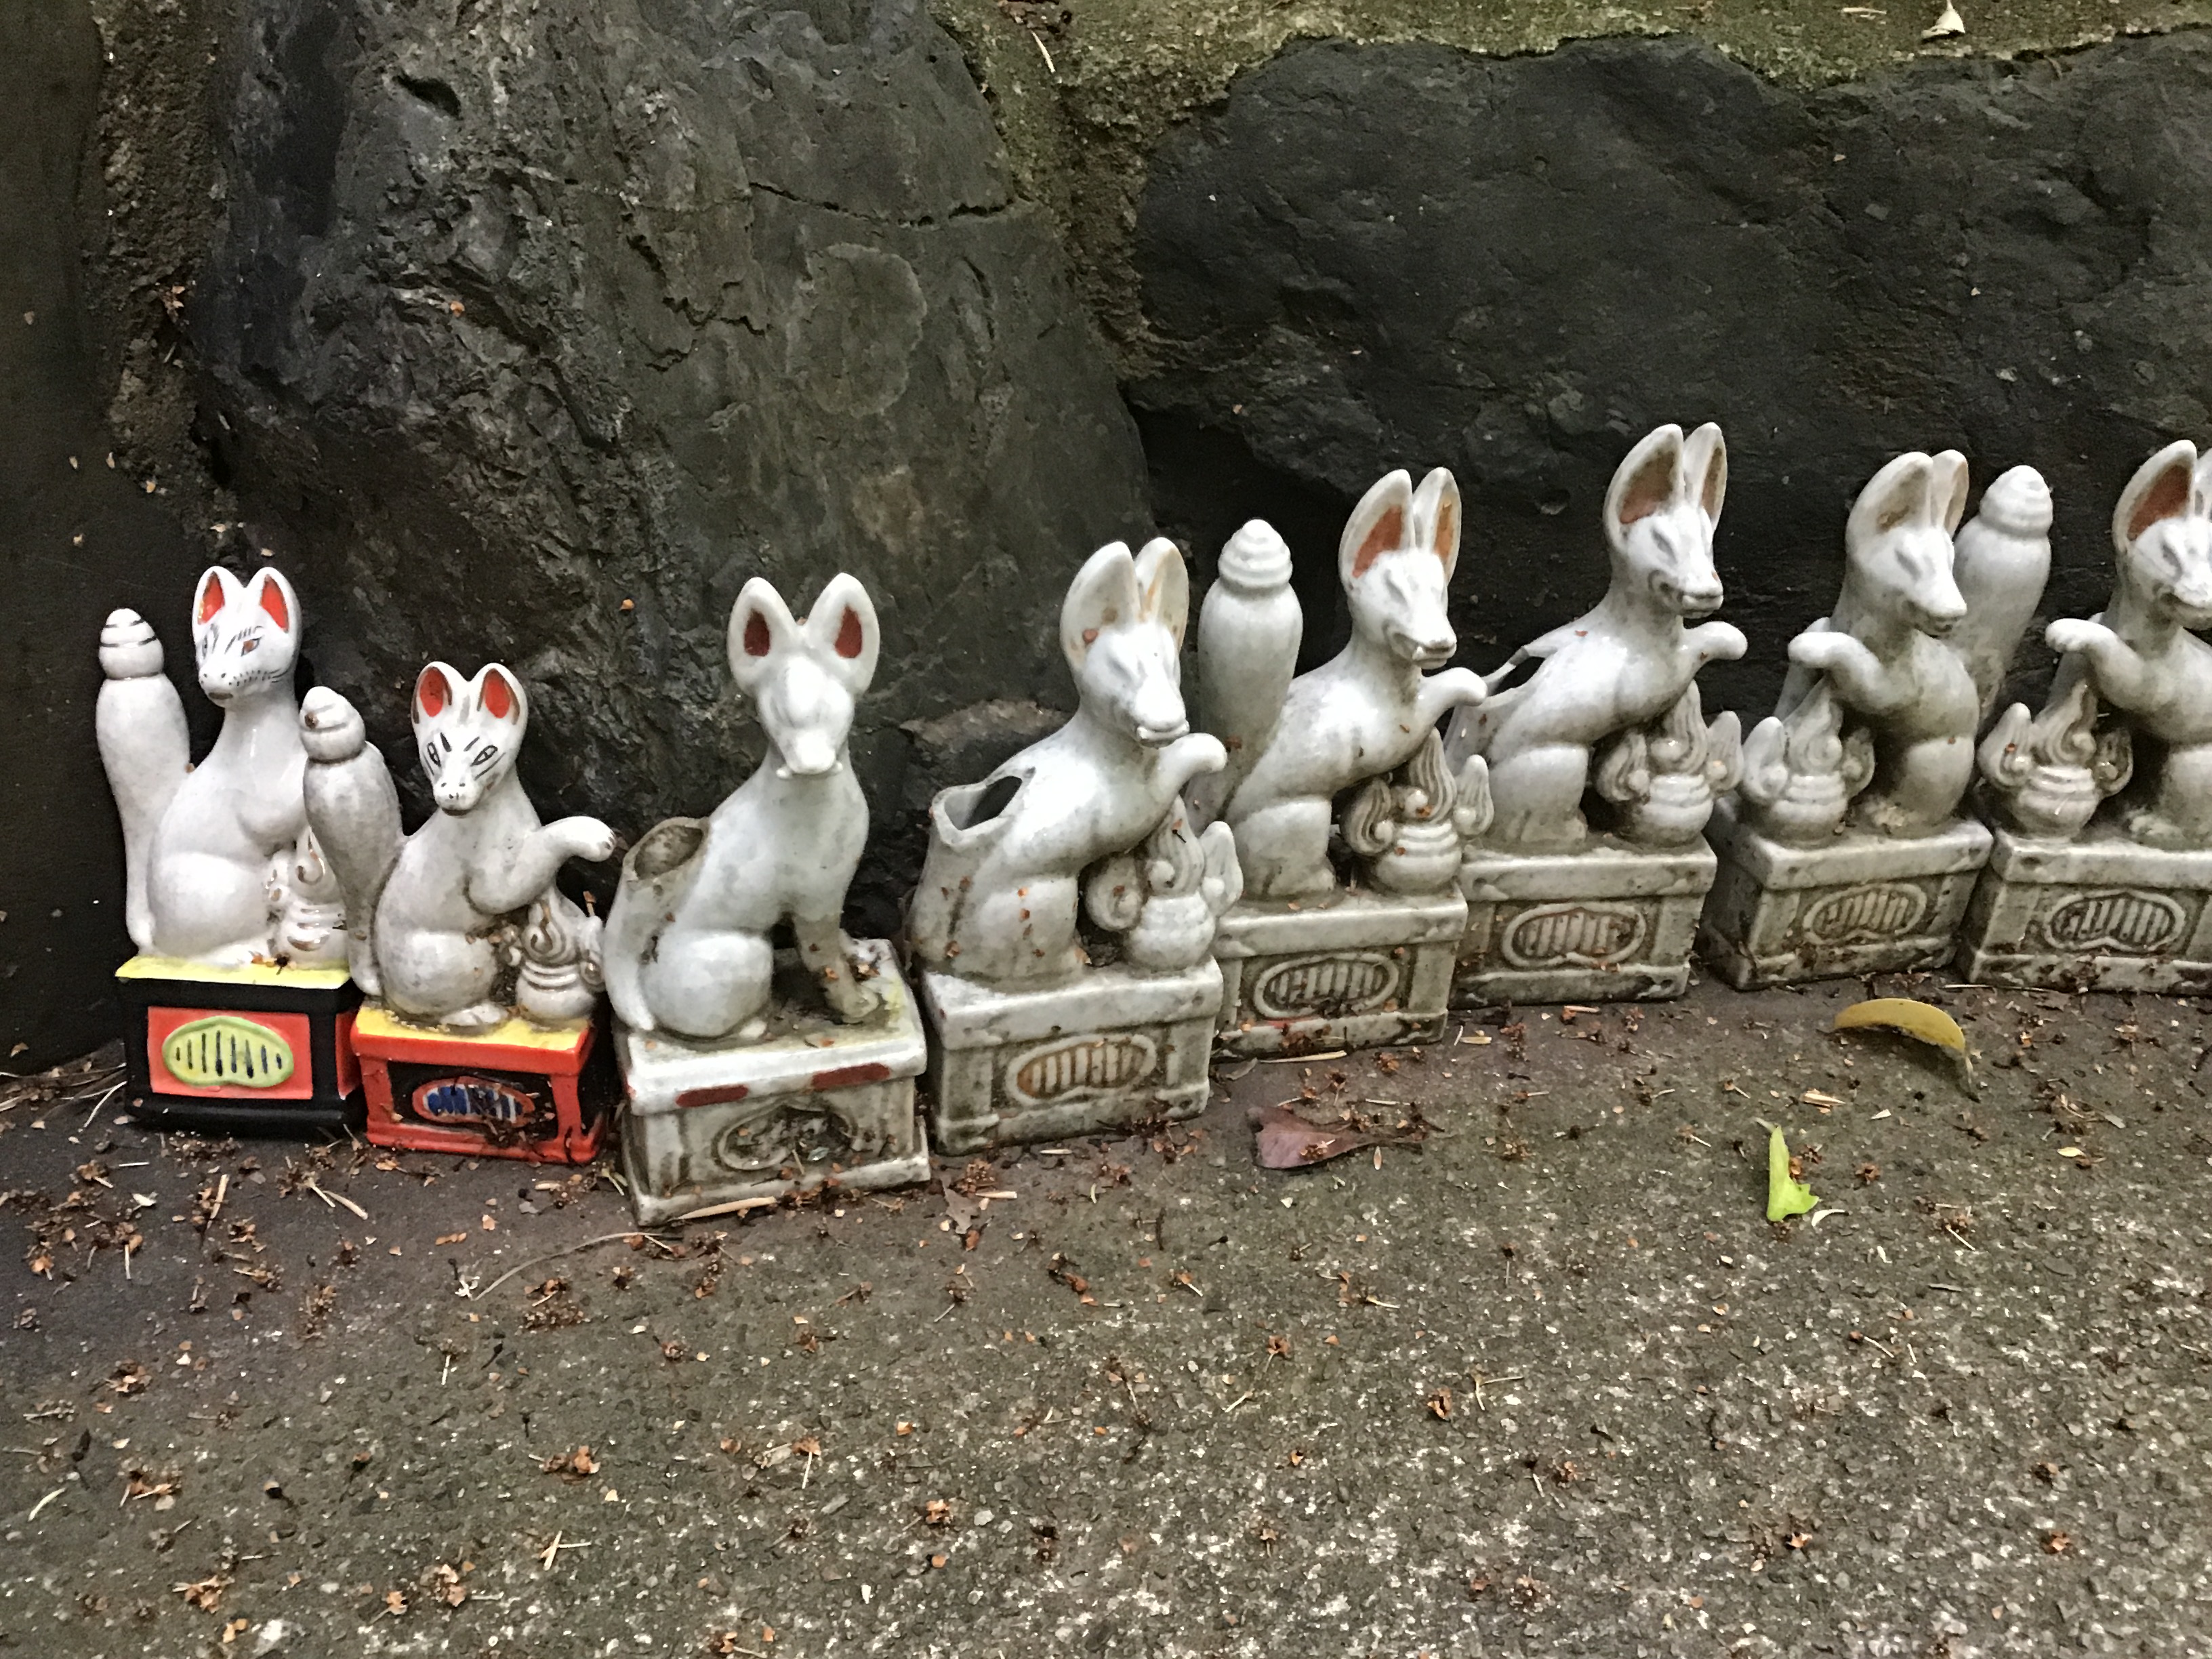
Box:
left=1443, top=423, right=1746, bottom=849
left=907, top=539, right=1242, bottom=985
left=303, top=663, right=615, bottom=1030
left=1197, top=467, right=1490, bottom=897
left=96, top=565, right=345, bottom=967
left=603, top=574, right=884, bottom=1042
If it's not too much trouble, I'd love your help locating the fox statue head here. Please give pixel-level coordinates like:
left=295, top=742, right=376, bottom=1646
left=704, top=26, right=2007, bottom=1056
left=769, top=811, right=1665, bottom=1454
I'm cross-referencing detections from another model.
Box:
left=1061, top=537, right=1193, bottom=747
left=2112, top=440, right=2212, bottom=630
left=1339, top=467, right=1461, bottom=668
left=191, top=567, right=301, bottom=705
left=1843, top=451, right=1971, bottom=638
left=1604, top=423, right=1728, bottom=617
left=725, top=572, right=881, bottom=777
left=413, top=662, right=527, bottom=814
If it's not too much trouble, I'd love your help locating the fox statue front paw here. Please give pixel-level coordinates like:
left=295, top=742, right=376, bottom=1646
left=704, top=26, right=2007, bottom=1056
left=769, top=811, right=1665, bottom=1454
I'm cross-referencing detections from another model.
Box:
left=98, top=609, right=165, bottom=680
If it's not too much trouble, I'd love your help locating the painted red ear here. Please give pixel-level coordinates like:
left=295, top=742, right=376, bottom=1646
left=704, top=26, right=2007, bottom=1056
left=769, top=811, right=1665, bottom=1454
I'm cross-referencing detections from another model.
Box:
left=743, top=612, right=772, bottom=657
left=256, top=578, right=290, bottom=632
left=835, top=607, right=865, bottom=659
left=1351, top=506, right=1404, bottom=578
left=480, top=668, right=516, bottom=719
left=197, top=574, right=225, bottom=624
left=417, top=666, right=450, bottom=717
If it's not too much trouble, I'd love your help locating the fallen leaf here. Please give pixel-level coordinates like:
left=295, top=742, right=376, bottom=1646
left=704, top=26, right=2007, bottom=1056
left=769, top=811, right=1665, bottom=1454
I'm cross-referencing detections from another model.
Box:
left=1766, top=1126, right=1819, bottom=1223
left=1832, top=997, right=1971, bottom=1085
left=541, top=1446, right=598, bottom=1481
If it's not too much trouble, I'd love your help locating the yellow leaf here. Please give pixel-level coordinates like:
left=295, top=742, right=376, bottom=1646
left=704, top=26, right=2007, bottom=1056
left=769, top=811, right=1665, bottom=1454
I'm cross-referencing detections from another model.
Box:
left=1766, top=1126, right=1819, bottom=1223
left=1831, top=998, right=1972, bottom=1084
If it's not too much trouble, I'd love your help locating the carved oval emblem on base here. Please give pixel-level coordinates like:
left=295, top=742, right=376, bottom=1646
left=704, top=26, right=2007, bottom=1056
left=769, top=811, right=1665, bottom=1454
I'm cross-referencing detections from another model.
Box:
left=2039, top=888, right=2188, bottom=954
left=1251, top=953, right=1398, bottom=1019
left=161, top=1015, right=295, bottom=1089
left=714, top=1108, right=836, bottom=1174
left=412, top=1074, right=535, bottom=1124
left=1800, top=882, right=1929, bottom=944
left=1500, top=903, right=1647, bottom=968
left=1006, top=1033, right=1160, bottom=1108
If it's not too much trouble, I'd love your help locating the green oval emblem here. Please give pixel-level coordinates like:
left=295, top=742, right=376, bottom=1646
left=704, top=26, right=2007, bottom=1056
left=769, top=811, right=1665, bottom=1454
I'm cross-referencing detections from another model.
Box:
left=162, top=1016, right=295, bottom=1089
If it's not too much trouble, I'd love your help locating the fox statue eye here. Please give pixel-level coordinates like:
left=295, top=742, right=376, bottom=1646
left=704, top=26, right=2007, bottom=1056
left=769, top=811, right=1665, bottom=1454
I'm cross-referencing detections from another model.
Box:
left=240, top=637, right=260, bottom=655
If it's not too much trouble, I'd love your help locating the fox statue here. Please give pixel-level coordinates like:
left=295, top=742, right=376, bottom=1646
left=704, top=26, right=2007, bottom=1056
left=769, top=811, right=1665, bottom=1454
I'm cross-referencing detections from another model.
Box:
left=1197, top=466, right=1490, bottom=897
left=1740, top=452, right=2044, bottom=844
left=907, top=538, right=1241, bottom=985
left=303, top=663, right=615, bottom=1031
left=603, top=574, right=884, bottom=1042
left=1442, top=422, right=1745, bottom=849
left=1986, top=440, right=2212, bottom=847
left=96, top=565, right=345, bottom=968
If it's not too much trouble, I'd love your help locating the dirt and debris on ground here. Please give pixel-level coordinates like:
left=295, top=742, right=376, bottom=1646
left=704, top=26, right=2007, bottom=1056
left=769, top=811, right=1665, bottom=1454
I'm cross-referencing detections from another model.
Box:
left=1, top=975, right=2208, bottom=1656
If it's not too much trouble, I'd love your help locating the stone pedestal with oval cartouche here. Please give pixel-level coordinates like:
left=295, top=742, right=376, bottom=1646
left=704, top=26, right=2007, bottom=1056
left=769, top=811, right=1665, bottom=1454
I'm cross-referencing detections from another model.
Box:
left=1444, top=424, right=1746, bottom=1006
left=1958, top=441, right=2212, bottom=991
left=1196, top=470, right=1488, bottom=1055
left=1700, top=457, right=2050, bottom=988
left=909, top=538, right=1242, bottom=1152
left=602, top=575, right=928, bottom=1214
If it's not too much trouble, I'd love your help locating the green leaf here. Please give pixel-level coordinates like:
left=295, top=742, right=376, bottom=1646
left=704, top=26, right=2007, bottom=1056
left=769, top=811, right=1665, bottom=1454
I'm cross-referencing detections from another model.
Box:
left=1766, top=1126, right=1818, bottom=1223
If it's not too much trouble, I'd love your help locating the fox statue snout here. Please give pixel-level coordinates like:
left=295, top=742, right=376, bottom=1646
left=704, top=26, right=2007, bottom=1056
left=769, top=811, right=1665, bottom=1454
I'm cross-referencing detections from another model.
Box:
left=1847, top=450, right=1971, bottom=639
left=414, top=662, right=526, bottom=815
left=758, top=653, right=855, bottom=777
left=1069, top=539, right=1195, bottom=745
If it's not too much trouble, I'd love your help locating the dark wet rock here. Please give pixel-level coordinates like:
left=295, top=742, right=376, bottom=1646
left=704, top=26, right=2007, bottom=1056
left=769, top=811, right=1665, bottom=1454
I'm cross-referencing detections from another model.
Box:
left=1133, top=32, right=2212, bottom=715
left=194, top=0, right=1149, bottom=926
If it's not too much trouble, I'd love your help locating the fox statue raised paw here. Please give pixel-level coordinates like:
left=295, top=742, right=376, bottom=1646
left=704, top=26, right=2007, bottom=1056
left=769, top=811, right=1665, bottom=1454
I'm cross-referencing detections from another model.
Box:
left=304, top=662, right=615, bottom=1031
left=908, top=537, right=1238, bottom=985
left=604, top=574, right=884, bottom=1042
left=96, top=565, right=345, bottom=968
left=1445, top=422, right=1746, bottom=851
left=1740, top=453, right=2047, bottom=844
left=1993, top=440, right=2212, bottom=848
left=1199, top=466, right=1488, bottom=897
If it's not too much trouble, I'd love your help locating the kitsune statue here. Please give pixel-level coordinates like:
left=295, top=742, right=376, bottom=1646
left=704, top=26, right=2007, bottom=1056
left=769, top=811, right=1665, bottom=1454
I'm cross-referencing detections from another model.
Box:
left=907, top=539, right=1242, bottom=985
left=1196, top=466, right=1490, bottom=897
left=96, top=565, right=345, bottom=967
left=1983, top=441, right=2212, bottom=845
left=1443, top=423, right=1745, bottom=849
left=303, top=663, right=615, bottom=1030
left=1738, top=453, right=2045, bottom=843
left=604, top=575, right=884, bottom=1041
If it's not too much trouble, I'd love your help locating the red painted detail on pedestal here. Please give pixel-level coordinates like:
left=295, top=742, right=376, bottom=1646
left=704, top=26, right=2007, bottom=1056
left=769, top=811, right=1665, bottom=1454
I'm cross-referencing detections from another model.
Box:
left=811, top=1061, right=890, bottom=1092
left=357, top=1017, right=605, bottom=1165
left=675, top=1082, right=750, bottom=1109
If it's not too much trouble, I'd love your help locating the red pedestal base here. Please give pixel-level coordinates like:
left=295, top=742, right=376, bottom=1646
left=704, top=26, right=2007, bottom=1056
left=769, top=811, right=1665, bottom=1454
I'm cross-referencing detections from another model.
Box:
left=353, top=1004, right=611, bottom=1164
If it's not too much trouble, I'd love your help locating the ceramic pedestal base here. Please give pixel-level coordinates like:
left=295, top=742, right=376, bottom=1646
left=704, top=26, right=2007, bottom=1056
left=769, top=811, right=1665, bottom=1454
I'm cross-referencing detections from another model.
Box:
left=117, top=956, right=362, bottom=1134
left=1699, top=801, right=1992, bottom=988
left=1455, top=839, right=1715, bottom=1005
left=1957, top=830, right=2212, bottom=992
left=1213, top=888, right=1466, bottom=1057
left=920, top=960, right=1221, bottom=1155
left=354, top=1005, right=612, bottom=1163
left=617, top=941, right=928, bottom=1225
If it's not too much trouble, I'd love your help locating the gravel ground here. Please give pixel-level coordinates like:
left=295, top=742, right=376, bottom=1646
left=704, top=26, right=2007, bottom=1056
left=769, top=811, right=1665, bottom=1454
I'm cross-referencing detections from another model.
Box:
left=1, top=973, right=2209, bottom=1658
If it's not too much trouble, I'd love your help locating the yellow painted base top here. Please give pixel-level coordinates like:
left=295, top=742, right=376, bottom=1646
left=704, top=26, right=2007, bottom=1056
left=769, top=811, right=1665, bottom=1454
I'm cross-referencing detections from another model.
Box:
left=117, top=954, right=353, bottom=991
left=354, top=1002, right=592, bottom=1054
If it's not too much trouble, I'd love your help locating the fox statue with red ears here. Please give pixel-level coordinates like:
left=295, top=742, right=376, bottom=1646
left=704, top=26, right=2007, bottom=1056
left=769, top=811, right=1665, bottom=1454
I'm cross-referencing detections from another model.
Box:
left=97, top=565, right=345, bottom=967
left=302, top=663, right=616, bottom=1032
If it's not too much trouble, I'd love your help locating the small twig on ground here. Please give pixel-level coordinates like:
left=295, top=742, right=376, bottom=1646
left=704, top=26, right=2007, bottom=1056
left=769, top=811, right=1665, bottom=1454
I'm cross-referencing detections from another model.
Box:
left=464, top=1231, right=678, bottom=1300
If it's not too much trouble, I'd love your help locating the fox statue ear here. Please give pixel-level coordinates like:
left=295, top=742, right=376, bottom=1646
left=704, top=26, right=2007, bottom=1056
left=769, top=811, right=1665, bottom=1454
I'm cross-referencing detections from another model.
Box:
left=726, top=579, right=801, bottom=693
left=1607, top=425, right=1686, bottom=546
left=1685, top=422, right=1727, bottom=525
left=1339, top=470, right=1415, bottom=585
left=803, top=572, right=881, bottom=693
left=1931, top=451, right=1971, bottom=535
left=1853, top=452, right=1941, bottom=543
left=1130, top=539, right=1191, bottom=650
left=2115, top=440, right=2201, bottom=550
left=245, top=568, right=298, bottom=634
left=1061, top=541, right=1142, bottom=669
left=1410, top=468, right=1462, bottom=584
left=413, top=662, right=460, bottom=725
left=194, top=567, right=242, bottom=626
left=474, top=663, right=525, bottom=724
